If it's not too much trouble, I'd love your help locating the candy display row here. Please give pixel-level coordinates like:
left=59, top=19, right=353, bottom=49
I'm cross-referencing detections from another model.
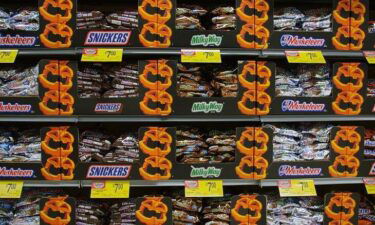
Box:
left=2, top=59, right=374, bottom=116
left=0, top=0, right=373, bottom=50
left=1, top=124, right=374, bottom=180
left=0, top=189, right=372, bottom=225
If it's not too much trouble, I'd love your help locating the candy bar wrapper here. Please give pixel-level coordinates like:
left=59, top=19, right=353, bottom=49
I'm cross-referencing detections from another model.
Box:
left=76, top=126, right=139, bottom=180
left=0, top=60, right=75, bottom=115
left=170, top=60, right=275, bottom=116
left=75, top=0, right=165, bottom=47
left=270, top=61, right=369, bottom=116
left=170, top=0, right=253, bottom=48
left=236, top=125, right=366, bottom=179
left=135, top=197, right=173, bottom=225
left=40, top=197, right=75, bottom=225
left=71, top=60, right=175, bottom=115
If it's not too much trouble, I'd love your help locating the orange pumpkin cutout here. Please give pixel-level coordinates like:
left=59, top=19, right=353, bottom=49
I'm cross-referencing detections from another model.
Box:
left=140, top=90, right=173, bottom=115
left=39, top=0, right=73, bottom=23
left=139, top=22, right=172, bottom=48
left=40, top=23, right=73, bottom=48
left=231, top=195, right=263, bottom=224
left=329, top=155, right=360, bottom=177
left=332, top=91, right=364, bottom=115
left=139, top=127, right=172, bottom=157
left=333, top=63, right=364, bottom=92
left=139, top=60, right=173, bottom=90
left=324, top=193, right=356, bottom=221
left=238, top=90, right=271, bottom=115
left=237, top=127, right=269, bottom=156
left=42, top=127, right=74, bottom=157
left=331, top=126, right=361, bottom=155
left=39, top=61, right=60, bottom=90
left=40, top=196, right=72, bottom=225
left=139, top=156, right=172, bottom=180
left=236, top=155, right=268, bottom=179
left=136, top=197, right=168, bottom=225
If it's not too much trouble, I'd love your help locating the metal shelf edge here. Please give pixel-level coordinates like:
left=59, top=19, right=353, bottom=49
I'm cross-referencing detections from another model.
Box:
left=261, top=115, right=375, bottom=122
left=23, top=180, right=81, bottom=187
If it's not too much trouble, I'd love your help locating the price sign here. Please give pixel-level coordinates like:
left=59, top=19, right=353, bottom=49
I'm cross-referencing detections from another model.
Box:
left=181, top=49, right=221, bottom=63
left=0, top=50, right=18, bottom=63
left=278, top=179, right=317, bottom=197
left=81, top=48, right=123, bottom=62
left=363, top=178, right=375, bottom=194
left=285, top=51, right=326, bottom=63
left=364, top=51, right=375, bottom=64
left=91, top=181, right=130, bottom=198
left=0, top=181, right=23, bottom=198
left=185, top=180, right=223, bottom=197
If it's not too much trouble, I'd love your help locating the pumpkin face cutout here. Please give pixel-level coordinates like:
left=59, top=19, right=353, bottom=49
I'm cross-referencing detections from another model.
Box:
left=350, top=27, right=365, bottom=51
left=140, top=90, right=173, bottom=115
left=139, top=127, right=172, bottom=157
left=40, top=196, right=72, bottom=225
left=139, top=156, right=172, bottom=180
left=331, top=127, right=361, bottom=155
left=324, top=193, right=356, bottom=222
left=40, top=23, right=73, bottom=48
left=254, top=0, right=269, bottom=25
left=39, top=0, right=73, bottom=23
left=238, top=90, right=271, bottom=115
left=39, top=61, right=60, bottom=90
left=256, top=62, right=271, bottom=91
left=136, top=197, right=168, bottom=225
left=140, top=60, right=173, bottom=90
left=332, top=91, right=364, bottom=115
left=239, top=61, right=257, bottom=90
left=237, top=0, right=255, bottom=23
left=350, top=0, right=366, bottom=27
left=329, top=155, right=360, bottom=177
left=333, top=0, right=351, bottom=26
left=237, top=24, right=269, bottom=49
left=139, top=22, right=172, bottom=48
left=236, top=155, right=268, bottom=179
left=59, top=92, right=74, bottom=116
left=59, top=62, right=74, bottom=92
left=41, top=156, right=63, bottom=180
left=231, top=195, right=263, bottom=224
left=333, top=63, right=364, bottom=92
left=42, top=127, right=74, bottom=157
left=39, top=90, right=60, bottom=115
left=332, top=26, right=350, bottom=50
left=237, top=127, right=269, bottom=156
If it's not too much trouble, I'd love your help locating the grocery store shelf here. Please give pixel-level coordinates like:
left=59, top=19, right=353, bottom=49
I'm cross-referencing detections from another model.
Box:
left=81, top=179, right=259, bottom=187
left=14, top=48, right=366, bottom=59
left=259, top=177, right=364, bottom=187
left=261, top=49, right=364, bottom=59
left=261, top=115, right=375, bottom=122
left=0, top=116, right=77, bottom=123
left=23, top=180, right=81, bottom=187
left=0, top=115, right=259, bottom=123
left=80, top=178, right=364, bottom=188
left=77, top=115, right=259, bottom=122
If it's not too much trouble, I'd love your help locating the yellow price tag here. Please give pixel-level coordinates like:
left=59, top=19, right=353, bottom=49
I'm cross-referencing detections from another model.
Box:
left=81, top=48, right=123, bottom=62
left=91, top=181, right=130, bottom=198
left=0, top=50, right=18, bottom=63
left=363, top=178, right=375, bottom=194
left=364, top=51, right=375, bottom=64
left=181, top=49, right=221, bottom=63
left=0, top=181, right=23, bottom=198
left=185, top=180, right=223, bottom=197
left=278, top=179, right=317, bottom=197
left=285, top=51, right=326, bottom=63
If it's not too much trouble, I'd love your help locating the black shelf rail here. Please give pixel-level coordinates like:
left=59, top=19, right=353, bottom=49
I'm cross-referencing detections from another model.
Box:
left=13, top=48, right=367, bottom=59
left=2, top=115, right=375, bottom=123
